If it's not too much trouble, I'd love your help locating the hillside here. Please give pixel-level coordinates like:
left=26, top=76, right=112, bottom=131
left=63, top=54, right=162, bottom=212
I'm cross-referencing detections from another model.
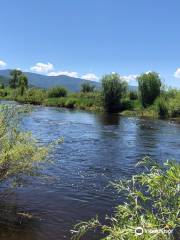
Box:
left=0, top=70, right=100, bottom=92
left=0, top=70, right=137, bottom=92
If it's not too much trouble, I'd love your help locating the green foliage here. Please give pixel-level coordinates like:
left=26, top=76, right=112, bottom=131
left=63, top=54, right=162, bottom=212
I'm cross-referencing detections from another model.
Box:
left=0, top=89, right=7, bottom=97
left=0, top=83, right=5, bottom=89
left=48, top=86, right=67, bottom=98
left=9, top=69, right=23, bottom=89
left=129, top=90, right=138, bottom=100
left=163, top=88, right=179, bottom=99
left=121, top=98, right=133, bottom=111
left=44, top=97, right=66, bottom=107
left=18, top=74, right=28, bottom=96
left=168, top=92, right=180, bottom=117
left=65, top=98, right=77, bottom=108
left=0, top=105, right=48, bottom=186
left=156, top=97, right=169, bottom=118
left=138, top=72, right=161, bottom=107
left=80, top=82, right=95, bottom=93
left=1, top=70, right=179, bottom=119
left=72, top=157, right=180, bottom=240
left=16, top=88, right=47, bottom=105
left=101, top=73, right=127, bottom=112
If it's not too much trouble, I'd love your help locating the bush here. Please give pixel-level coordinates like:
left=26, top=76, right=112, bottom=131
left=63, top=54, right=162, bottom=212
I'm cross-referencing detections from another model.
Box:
left=80, top=82, right=95, bottom=93
left=168, top=92, right=180, bottom=118
left=129, top=90, right=138, bottom=100
left=72, top=157, right=180, bottom=240
left=137, top=72, right=161, bottom=107
left=16, top=88, right=47, bottom=104
left=156, top=97, right=169, bottom=118
left=0, top=105, right=48, bottom=187
left=65, top=98, right=77, bottom=108
left=48, top=86, right=67, bottom=98
left=121, top=98, right=133, bottom=111
left=0, top=89, right=7, bottom=97
left=101, top=73, right=127, bottom=112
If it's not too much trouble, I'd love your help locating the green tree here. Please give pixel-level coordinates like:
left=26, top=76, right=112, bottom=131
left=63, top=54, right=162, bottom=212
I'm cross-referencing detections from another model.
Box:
left=137, top=72, right=161, bottom=107
left=0, top=83, right=5, bottom=89
left=9, top=69, right=22, bottom=89
left=101, top=73, right=127, bottom=112
left=80, top=82, right=95, bottom=93
left=18, top=74, right=28, bottom=95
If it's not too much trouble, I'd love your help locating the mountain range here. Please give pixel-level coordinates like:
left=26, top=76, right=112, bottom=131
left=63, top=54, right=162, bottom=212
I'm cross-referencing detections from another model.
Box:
left=0, top=69, right=100, bottom=92
left=0, top=69, right=137, bottom=92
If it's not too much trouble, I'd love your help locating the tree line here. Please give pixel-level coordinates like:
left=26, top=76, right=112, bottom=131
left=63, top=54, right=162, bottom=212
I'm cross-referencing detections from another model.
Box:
left=1, top=69, right=179, bottom=118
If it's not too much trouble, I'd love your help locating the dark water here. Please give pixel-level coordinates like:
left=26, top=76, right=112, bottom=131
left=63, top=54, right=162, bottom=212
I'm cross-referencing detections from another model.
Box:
left=0, top=106, right=180, bottom=240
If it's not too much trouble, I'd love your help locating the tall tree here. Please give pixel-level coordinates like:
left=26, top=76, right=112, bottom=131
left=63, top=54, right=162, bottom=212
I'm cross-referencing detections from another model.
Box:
left=137, top=72, right=161, bottom=107
left=18, top=74, right=28, bottom=96
left=101, top=73, right=127, bottom=112
left=9, top=69, right=22, bottom=88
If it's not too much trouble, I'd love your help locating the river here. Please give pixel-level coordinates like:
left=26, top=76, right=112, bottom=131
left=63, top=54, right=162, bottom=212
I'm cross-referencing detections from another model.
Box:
left=0, top=105, right=180, bottom=240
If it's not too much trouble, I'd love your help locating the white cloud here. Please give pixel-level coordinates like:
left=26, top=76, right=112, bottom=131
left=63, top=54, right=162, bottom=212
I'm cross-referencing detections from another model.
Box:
left=48, top=71, right=79, bottom=78
left=122, top=74, right=138, bottom=82
left=30, top=62, right=54, bottom=73
left=145, top=70, right=152, bottom=74
left=174, top=68, right=180, bottom=78
left=0, top=60, right=7, bottom=68
left=81, top=73, right=99, bottom=81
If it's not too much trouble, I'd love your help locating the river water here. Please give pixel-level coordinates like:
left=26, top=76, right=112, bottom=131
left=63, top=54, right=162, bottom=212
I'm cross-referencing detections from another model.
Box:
left=0, top=105, right=180, bottom=240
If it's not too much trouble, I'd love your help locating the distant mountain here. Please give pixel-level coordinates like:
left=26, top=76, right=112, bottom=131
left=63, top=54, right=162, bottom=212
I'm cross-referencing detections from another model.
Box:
left=0, top=69, right=100, bottom=92
left=0, top=69, right=137, bottom=92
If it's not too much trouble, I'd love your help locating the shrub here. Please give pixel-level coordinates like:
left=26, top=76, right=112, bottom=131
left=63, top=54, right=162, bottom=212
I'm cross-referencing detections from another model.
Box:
left=0, top=83, right=5, bottom=89
left=80, top=82, right=95, bottom=93
left=0, top=89, right=7, bottom=97
left=129, top=90, right=138, bottom=100
left=0, top=105, right=48, bottom=187
left=65, top=98, right=77, bottom=108
left=72, top=157, right=180, bottom=240
left=101, top=73, right=127, bottom=112
left=121, top=98, right=133, bottom=111
left=156, top=97, right=169, bottom=118
left=48, top=86, right=67, bottom=98
left=16, top=88, right=47, bottom=104
left=168, top=92, right=180, bottom=118
left=137, top=72, right=161, bottom=107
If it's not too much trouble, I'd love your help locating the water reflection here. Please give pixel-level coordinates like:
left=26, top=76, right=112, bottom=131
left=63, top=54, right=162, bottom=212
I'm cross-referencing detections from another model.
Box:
left=96, top=113, right=120, bottom=125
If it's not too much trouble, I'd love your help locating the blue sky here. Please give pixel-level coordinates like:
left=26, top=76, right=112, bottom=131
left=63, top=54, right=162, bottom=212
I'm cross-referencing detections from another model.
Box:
left=0, top=0, right=180, bottom=87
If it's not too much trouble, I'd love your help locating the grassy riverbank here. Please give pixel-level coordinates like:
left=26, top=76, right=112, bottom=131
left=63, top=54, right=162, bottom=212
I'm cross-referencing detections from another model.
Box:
left=0, top=71, right=180, bottom=119
left=1, top=86, right=180, bottom=119
left=1, top=89, right=103, bottom=111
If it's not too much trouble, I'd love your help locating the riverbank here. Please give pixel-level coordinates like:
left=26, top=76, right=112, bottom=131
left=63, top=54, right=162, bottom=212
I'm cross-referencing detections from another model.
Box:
left=0, top=87, right=180, bottom=119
